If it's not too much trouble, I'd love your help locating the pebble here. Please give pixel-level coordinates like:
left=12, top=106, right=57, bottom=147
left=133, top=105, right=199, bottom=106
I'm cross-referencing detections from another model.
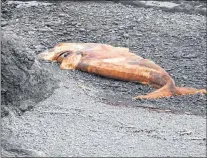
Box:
left=1, top=21, right=8, bottom=27
left=123, top=33, right=129, bottom=38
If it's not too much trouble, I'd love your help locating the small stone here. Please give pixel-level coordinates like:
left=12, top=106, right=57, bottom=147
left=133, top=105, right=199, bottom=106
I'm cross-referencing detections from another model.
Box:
left=182, top=75, right=188, bottom=80
left=76, top=23, right=81, bottom=27
left=79, top=28, right=85, bottom=32
left=113, top=21, right=119, bottom=25
left=59, top=13, right=66, bottom=17
left=19, top=100, right=35, bottom=112
left=35, top=45, right=45, bottom=52
left=39, top=28, right=53, bottom=32
left=71, top=22, right=77, bottom=26
left=119, top=25, right=125, bottom=29
left=123, top=33, right=129, bottom=38
left=1, top=21, right=8, bottom=27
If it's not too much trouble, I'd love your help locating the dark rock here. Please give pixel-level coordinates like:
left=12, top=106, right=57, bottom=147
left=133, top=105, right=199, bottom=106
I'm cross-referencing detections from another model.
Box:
left=1, top=139, right=46, bottom=157
left=199, top=7, right=207, bottom=15
left=19, top=100, right=35, bottom=112
left=1, top=33, right=58, bottom=117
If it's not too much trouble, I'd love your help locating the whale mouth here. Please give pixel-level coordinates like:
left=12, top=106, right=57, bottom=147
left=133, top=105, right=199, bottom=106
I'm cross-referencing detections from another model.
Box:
left=38, top=48, right=60, bottom=61
left=38, top=49, right=52, bottom=61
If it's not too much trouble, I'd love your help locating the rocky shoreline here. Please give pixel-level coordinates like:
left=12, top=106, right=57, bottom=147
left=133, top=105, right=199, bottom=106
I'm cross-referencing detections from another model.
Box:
left=1, top=0, right=206, bottom=157
left=119, top=0, right=206, bottom=16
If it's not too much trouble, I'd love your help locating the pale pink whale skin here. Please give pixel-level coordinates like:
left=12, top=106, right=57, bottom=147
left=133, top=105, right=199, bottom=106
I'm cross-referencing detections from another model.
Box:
left=39, top=43, right=207, bottom=99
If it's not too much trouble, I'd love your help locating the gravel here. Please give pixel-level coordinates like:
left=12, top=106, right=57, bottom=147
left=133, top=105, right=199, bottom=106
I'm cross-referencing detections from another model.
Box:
left=1, top=0, right=206, bottom=157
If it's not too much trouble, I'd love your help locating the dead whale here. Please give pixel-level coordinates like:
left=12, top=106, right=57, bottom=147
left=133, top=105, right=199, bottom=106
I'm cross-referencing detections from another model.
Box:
left=39, top=43, right=206, bottom=99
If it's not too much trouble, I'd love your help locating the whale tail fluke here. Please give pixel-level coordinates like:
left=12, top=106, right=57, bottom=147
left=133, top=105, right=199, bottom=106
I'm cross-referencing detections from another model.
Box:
left=134, top=82, right=206, bottom=99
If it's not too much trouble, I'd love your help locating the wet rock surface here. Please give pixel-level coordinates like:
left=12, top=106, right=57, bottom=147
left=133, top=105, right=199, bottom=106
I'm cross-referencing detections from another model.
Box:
left=1, top=0, right=206, bottom=157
